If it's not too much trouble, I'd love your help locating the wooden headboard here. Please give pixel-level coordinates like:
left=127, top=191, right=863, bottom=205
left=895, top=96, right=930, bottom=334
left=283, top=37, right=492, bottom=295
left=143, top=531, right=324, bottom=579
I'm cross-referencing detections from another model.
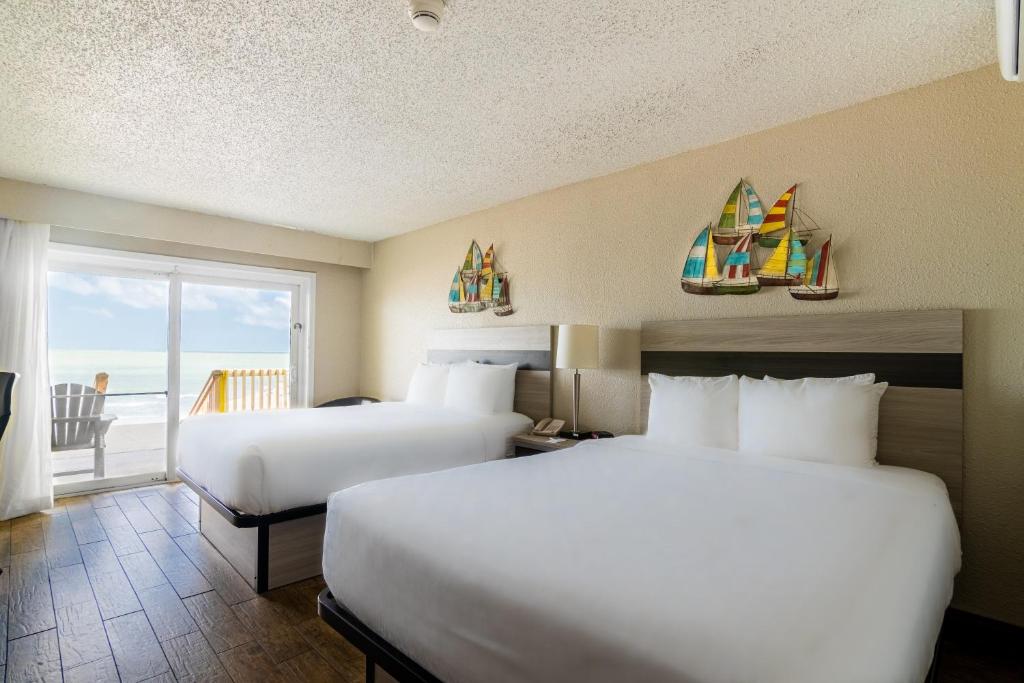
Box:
left=640, top=310, right=964, bottom=520
left=427, top=325, right=553, bottom=422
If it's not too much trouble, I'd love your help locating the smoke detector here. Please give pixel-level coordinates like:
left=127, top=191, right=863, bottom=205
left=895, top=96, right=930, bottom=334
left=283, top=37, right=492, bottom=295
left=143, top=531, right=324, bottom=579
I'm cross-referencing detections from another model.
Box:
left=409, top=0, right=446, bottom=32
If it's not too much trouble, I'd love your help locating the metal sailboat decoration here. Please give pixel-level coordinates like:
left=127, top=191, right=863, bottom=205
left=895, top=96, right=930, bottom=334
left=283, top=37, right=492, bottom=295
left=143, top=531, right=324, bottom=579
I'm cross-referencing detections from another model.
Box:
left=756, top=228, right=806, bottom=286
left=681, top=224, right=721, bottom=295
left=712, top=179, right=765, bottom=245
left=755, top=184, right=817, bottom=248
left=448, top=241, right=513, bottom=315
left=714, top=233, right=760, bottom=294
left=790, top=235, right=839, bottom=300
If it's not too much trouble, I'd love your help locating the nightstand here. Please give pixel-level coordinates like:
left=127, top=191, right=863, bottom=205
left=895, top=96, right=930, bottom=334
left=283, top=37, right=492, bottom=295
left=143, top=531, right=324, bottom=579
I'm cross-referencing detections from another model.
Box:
left=510, top=433, right=582, bottom=457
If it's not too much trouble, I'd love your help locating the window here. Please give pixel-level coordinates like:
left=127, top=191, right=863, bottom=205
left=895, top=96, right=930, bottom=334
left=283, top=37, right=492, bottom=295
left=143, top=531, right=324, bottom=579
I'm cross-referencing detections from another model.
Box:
left=47, top=244, right=315, bottom=494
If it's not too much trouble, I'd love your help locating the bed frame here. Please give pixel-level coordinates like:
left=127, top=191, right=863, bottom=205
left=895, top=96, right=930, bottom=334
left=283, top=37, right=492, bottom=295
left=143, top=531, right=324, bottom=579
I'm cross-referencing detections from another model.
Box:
left=318, top=310, right=963, bottom=683
left=178, top=324, right=554, bottom=593
left=319, top=589, right=442, bottom=683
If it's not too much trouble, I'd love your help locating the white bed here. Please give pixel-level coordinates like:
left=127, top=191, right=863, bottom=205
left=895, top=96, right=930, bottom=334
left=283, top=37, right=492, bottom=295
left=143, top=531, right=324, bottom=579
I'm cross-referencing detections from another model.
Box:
left=178, top=402, right=532, bottom=515
left=323, top=436, right=961, bottom=683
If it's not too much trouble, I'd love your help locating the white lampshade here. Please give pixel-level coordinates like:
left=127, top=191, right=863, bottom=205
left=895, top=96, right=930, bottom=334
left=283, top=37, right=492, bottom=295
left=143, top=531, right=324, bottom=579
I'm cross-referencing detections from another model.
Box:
left=555, top=324, right=599, bottom=370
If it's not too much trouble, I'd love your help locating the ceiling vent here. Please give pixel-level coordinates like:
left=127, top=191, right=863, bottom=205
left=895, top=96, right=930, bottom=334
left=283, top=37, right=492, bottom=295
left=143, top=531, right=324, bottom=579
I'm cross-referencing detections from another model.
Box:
left=409, top=0, right=446, bottom=32
left=995, top=0, right=1021, bottom=81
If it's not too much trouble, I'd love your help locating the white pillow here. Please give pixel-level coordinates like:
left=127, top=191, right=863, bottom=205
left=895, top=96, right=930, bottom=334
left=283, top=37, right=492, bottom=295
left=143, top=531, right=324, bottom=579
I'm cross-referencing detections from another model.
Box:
left=738, top=376, right=888, bottom=467
left=763, top=373, right=876, bottom=385
left=646, top=374, right=739, bottom=450
left=443, top=362, right=517, bottom=415
left=405, top=363, right=450, bottom=406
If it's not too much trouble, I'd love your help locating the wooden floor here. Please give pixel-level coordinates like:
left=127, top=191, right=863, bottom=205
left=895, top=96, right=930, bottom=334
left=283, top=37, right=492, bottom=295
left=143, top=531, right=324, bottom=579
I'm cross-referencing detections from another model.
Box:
left=1, top=483, right=1019, bottom=683
left=0, top=483, right=363, bottom=683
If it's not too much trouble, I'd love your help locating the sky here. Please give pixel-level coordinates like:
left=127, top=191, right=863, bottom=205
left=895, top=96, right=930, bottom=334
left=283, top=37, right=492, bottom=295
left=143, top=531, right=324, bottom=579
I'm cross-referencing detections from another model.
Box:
left=47, top=272, right=291, bottom=353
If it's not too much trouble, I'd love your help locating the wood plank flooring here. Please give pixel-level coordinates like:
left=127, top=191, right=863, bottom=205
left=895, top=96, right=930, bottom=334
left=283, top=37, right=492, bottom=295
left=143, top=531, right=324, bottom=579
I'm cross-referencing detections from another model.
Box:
left=0, top=483, right=362, bottom=683
left=3, top=483, right=1016, bottom=683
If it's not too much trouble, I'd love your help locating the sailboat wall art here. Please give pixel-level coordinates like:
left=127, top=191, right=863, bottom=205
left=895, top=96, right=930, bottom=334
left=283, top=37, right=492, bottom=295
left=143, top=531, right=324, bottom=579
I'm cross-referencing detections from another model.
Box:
left=756, top=228, right=806, bottom=286
left=712, top=179, right=765, bottom=245
left=715, top=233, right=760, bottom=294
left=680, top=224, right=721, bottom=295
left=790, top=236, right=840, bottom=300
left=756, top=183, right=818, bottom=248
left=679, top=178, right=841, bottom=302
left=448, top=241, right=514, bottom=316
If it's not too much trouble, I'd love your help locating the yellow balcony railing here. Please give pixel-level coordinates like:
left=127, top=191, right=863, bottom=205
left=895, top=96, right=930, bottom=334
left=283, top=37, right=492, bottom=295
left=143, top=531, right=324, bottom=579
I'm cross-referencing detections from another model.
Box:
left=189, top=368, right=289, bottom=416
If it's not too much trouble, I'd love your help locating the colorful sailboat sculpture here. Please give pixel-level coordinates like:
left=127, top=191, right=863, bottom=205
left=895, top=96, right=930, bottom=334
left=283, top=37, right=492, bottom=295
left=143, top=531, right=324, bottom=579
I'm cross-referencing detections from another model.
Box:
left=712, top=179, right=765, bottom=245
left=448, top=240, right=513, bottom=315
left=492, top=271, right=513, bottom=316
left=755, top=184, right=817, bottom=247
left=681, top=224, right=721, bottom=294
left=790, top=236, right=839, bottom=300
left=714, top=233, right=760, bottom=294
left=756, top=228, right=806, bottom=286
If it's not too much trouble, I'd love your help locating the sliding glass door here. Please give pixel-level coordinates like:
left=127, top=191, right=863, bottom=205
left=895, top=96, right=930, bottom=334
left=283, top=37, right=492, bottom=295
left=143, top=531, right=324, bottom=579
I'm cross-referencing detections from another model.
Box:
left=48, top=246, right=314, bottom=495
left=48, top=269, right=171, bottom=493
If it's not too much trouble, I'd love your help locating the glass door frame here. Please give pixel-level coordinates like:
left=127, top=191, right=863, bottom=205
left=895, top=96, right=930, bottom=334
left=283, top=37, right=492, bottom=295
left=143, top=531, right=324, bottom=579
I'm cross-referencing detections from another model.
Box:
left=48, top=243, right=317, bottom=492
left=47, top=260, right=172, bottom=494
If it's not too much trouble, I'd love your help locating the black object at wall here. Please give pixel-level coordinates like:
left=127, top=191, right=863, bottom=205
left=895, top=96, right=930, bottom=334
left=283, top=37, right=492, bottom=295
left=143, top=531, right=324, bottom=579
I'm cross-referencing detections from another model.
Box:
left=0, top=371, right=15, bottom=446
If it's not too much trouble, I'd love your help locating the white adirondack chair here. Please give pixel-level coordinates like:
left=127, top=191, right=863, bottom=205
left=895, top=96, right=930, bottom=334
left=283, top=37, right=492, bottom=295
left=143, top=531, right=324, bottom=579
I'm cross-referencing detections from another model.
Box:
left=51, top=383, right=117, bottom=479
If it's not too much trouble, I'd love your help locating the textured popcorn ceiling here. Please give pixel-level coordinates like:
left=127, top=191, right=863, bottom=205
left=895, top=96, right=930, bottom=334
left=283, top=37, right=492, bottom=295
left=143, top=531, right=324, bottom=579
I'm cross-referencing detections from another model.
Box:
left=0, top=1, right=994, bottom=241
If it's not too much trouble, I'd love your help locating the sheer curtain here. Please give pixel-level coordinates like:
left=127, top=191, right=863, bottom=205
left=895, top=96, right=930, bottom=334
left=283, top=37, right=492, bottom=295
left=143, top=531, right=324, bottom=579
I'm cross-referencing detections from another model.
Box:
left=0, top=219, right=52, bottom=519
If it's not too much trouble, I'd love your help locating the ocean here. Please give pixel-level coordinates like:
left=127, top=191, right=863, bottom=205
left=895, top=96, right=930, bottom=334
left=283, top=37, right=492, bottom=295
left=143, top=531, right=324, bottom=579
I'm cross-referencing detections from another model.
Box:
left=49, top=349, right=291, bottom=423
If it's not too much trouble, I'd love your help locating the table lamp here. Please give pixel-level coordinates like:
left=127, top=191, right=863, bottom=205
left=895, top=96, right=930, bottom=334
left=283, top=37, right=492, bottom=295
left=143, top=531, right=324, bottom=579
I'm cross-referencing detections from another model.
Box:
left=555, top=324, right=599, bottom=439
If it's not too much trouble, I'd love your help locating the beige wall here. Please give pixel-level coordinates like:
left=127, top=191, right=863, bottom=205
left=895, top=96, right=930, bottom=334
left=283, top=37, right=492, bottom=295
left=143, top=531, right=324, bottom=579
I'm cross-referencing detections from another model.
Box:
left=44, top=227, right=363, bottom=407
left=361, top=66, right=1024, bottom=625
left=0, top=178, right=372, bottom=268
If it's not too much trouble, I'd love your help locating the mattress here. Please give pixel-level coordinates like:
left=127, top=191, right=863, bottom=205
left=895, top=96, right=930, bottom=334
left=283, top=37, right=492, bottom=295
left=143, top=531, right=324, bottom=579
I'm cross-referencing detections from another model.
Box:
left=323, top=436, right=961, bottom=683
left=177, top=402, right=532, bottom=514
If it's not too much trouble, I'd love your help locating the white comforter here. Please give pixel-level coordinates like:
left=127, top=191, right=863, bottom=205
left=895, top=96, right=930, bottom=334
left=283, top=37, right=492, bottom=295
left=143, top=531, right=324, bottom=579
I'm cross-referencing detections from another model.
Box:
left=177, top=402, right=532, bottom=514
left=323, top=436, right=961, bottom=683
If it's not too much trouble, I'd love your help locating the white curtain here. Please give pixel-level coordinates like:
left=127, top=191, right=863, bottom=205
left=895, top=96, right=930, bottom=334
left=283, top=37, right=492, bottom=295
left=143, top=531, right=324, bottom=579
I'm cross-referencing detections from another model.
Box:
left=0, top=219, right=53, bottom=520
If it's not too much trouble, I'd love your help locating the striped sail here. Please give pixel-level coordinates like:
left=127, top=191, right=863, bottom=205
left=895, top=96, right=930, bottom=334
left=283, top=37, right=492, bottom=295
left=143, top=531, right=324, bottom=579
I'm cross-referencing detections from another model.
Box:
left=743, top=183, right=764, bottom=227
left=787, top=233, right=807, bottom=277
left=759, top=184, right=797, bottom=235
left=448, top=270, right=463, bottom=304
left=802, top=238, right=839, bottom=291
left=759, top=230, right=791, bottom=276
left=481, top=244, right=495, bottom=302
left=760, top=229, right=805, bottom=278
left=493, top=272, right=504, bottom=301
left=465, top=241, right=483, bottom=271
left=717, top=182, right=742, bottom=231
left=682, top=226, right=719, bottom=283
left=719, top=234, right=756, bottom=284
left=482, top=244, right=493, bottom=273
left=462, top=241, right=483, bottom=304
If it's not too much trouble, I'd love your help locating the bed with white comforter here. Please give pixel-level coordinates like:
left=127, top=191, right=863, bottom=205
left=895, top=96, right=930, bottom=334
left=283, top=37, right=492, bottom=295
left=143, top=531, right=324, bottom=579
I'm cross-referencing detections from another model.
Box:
left=177, top=402, right=532, bottom=515
left=323, top=436, right=961, bottom=683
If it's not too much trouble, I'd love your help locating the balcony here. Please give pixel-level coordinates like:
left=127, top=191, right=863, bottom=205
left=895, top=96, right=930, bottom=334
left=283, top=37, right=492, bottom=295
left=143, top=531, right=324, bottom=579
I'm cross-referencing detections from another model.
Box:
left=52, top=368, right=289, bottom=492
left=53, top=420, right=166, bottom=485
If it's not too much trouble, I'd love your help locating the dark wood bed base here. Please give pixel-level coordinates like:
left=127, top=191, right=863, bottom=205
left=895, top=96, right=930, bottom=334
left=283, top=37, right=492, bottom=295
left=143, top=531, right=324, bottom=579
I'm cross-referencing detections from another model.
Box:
left=177, top=467, right=327, bottom=593
left=318, top=588, right=944, bottom=683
